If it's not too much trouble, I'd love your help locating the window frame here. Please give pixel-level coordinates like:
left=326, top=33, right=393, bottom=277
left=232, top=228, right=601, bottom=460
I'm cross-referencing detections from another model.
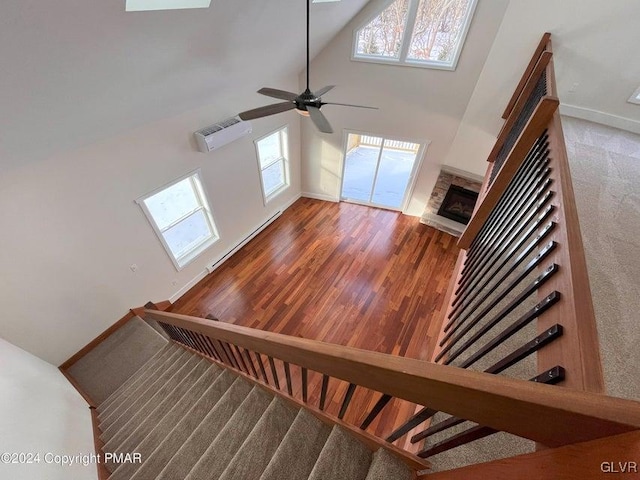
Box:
left=136, top=169, right=220, bottom=271
left=351, top=0, right=478, bottom=71
left=254, top=125, right=290, bottom=205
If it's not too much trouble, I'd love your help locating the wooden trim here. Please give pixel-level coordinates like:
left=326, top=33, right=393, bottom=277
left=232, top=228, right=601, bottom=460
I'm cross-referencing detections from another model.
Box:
left=59, top=367, right=97, bottom=408
left=457, top=96, right=559, bottom=249
left=489, top=51, right=553, bottom=163
left=420, top=430, right=640, bottom=479
left=173, top=341, right=431, bottom=473
left=145, top=309, right=640, bottom=448
left=535, top=112, right=605, bottom=393
left=90, top=407, right=110, bottom=480
left=59, top=300, right=172, bottom=370
left=502, top=32, right=552, bottom=120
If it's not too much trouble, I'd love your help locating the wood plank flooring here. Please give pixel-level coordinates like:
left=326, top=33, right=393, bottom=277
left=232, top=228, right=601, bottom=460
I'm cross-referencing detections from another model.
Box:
left=171, top=198, right=460, bottom=450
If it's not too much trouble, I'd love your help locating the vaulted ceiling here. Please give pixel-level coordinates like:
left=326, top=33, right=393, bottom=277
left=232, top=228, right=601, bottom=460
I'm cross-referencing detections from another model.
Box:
left=0, top=0, right=368, bottom=164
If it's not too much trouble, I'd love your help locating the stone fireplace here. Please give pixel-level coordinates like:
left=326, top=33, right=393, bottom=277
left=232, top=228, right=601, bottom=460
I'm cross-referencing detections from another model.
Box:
left=421, top=167, right=482, bottom=236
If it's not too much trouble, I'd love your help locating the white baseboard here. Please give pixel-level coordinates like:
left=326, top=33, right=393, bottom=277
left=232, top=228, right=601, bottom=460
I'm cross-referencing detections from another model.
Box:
left=169, top=270, right=208, bottom=303
left=302, top=191, right=339, bottom=203
left=560, top=104, right=640, bottom=135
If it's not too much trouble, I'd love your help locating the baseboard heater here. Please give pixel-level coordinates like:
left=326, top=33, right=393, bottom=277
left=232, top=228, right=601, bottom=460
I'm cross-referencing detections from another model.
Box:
left=206, top=210, right=282, bottom=274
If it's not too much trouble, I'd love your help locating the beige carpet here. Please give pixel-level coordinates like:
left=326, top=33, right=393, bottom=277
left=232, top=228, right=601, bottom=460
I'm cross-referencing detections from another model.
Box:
left=562, top=116, right=640, bottom=401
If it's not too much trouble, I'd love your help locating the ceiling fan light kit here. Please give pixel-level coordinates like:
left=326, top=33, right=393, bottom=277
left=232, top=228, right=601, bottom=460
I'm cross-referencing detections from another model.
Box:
left=238, top=0, right=377, bottom=133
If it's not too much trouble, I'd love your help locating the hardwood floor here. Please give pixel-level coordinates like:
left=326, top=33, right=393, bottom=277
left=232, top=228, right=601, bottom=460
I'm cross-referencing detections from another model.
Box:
left=171, top=197, right=459, bottom=450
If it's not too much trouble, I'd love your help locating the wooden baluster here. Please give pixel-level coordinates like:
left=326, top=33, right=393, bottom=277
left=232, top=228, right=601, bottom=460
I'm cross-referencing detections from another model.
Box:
left=268, top=356, right=281, bottom=390
left=319, top=374, right=329, bottom=411
left=360, top=394, right=392, bottom=430
left=284, top=362, right=293, bottom=396
left=338, top=383, right=357, bottom=420
left=301, top=367, right=308, bottom=403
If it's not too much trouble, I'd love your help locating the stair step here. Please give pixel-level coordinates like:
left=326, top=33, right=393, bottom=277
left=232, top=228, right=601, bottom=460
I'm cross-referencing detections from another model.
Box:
left=153, top=376, right=254, bottom=480
left=307, top=426, right=373, bottom=480
left=66, top=316, right=168, bottom=404
left=365, top=449, right=413, bottom=480
left=99, top=347, right=186, bottom=424
left=259, top=408, right=332, bottom=480
left=98, top=343, right=176, bottom=413
left=218, top=397, right=299, bottom=480
left=104, top=360, right=217, bottom=471
left=114, top=368, right=236, bottom=480
left=183, top=386, right=273, bottom=480
left=101, top=353, right=198, bottom=441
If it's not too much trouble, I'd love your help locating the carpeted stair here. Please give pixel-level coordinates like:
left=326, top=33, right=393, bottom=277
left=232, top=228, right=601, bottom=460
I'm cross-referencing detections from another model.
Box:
left=96, top=343, right=413, bottom=480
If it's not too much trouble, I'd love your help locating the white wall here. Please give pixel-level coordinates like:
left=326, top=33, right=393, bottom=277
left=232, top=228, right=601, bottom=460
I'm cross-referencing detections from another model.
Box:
left=300, top=0, right=509, bottom=216
left=0, top=83, right=302, bottom=365
left=444, top=0, right=640, bottom=175
left=0, top=337, right=95, bottom=480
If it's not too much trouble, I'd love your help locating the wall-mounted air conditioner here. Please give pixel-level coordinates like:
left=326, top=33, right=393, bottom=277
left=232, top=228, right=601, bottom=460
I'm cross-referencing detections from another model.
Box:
left=194, top=116, right=252, bottom=153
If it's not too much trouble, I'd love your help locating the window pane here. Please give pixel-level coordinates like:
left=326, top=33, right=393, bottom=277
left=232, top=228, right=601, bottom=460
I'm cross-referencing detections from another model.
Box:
left=257, top=132, right=282, bottom=168
left=341, top=136, right=383, bottom=202
left=163, top=209, right=212, bottom=260
left=262, top=160, right=285, bottom=196
left=356, top=0, right=410, bottom=59
left=371, top=145, right=418, bottom=208
left=144, top=178, right=200, bottom=230
left=407, top=0, right=472, bottom=64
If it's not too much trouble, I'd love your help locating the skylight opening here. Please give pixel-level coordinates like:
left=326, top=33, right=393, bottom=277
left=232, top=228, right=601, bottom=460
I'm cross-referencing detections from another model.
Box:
left=126, top=0, right=211, bottom=12
left=353, top=0, right=477, bottom=70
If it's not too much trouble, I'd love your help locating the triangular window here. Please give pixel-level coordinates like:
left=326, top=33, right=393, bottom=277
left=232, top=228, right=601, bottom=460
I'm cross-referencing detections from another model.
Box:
left=353, top=0, right=477, bottom=70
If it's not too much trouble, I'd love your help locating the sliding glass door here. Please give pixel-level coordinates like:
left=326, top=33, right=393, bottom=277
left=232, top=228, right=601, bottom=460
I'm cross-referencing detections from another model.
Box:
left=341, top=133, right=422, bottom=211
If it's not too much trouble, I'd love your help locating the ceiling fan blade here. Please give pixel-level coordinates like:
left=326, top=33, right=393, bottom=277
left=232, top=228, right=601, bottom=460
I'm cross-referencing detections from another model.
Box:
left=306, top=106, right=333, bottom=134
left=314, top=85, right=335, bottom=97
left=257, top=87, right=299, bottom=101
left=238, top=102, right=295, bottom=121
left=323, top=102, right=378, bottom=110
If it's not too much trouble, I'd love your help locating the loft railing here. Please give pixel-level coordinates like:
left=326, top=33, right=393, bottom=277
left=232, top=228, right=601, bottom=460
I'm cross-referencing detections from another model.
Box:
left=411, top=32, right=609, bottom=466
left=143, top=307, right=640, bottom=476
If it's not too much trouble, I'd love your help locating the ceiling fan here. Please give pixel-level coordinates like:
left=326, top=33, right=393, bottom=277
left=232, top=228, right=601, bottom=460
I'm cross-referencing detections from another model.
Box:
left=238, top=0, right=377, bottom=134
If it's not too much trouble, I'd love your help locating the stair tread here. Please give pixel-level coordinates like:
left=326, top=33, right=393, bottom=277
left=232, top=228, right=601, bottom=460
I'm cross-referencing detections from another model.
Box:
left=98, top=343, right=176, bottom=412
left=110, top=363, right=225, bottom=480
left=183, top=385, right=273, bottom=480
left=101, top=352, right=198, bottom=442
left=365, top=449, right=413, bottom=480
left=124, top=369, right=238, bottom=480
left=104, top=360, right=217, bottom=471
left=218, top=397, right=299, bottom=480
left=307, top=426, right=373, bottom=480
left=259, top=408, right=332, bottom=480
left=99, top=348, right=187, bottom=425
left=98, top=344, right=181, bottom=419
left=152, top=376, right=253, bottom=480
left=66, top=316, right=168, bottom=404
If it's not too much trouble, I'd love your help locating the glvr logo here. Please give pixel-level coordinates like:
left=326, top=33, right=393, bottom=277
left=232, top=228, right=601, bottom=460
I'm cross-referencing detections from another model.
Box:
left=601, top=462, right=638, bottom=473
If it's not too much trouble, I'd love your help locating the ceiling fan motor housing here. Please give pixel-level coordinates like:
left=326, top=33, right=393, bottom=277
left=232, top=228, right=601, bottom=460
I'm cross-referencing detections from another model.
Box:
left=295, top=89, right=323, bottom=113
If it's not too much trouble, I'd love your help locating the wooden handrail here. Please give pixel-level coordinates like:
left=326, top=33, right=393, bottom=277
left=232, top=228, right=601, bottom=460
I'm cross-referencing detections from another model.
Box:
left=488, top=50, right=553, bottom=163
left=502, top=32, right=552, bottom=120
left=144, top=309, right=640, bottom=448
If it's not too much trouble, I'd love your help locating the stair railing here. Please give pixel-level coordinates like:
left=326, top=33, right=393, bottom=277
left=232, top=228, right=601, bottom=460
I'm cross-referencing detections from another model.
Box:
left=143, top=308, right=640, bottom=471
